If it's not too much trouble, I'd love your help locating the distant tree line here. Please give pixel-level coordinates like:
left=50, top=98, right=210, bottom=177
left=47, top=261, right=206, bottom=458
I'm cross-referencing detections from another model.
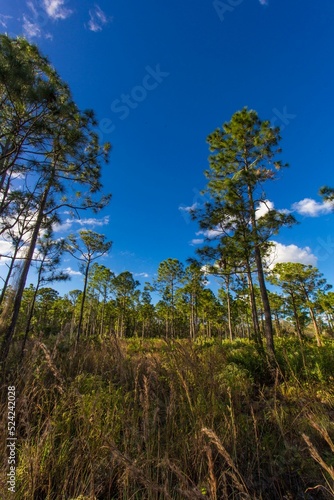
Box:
left=6, top=259, right=334, bottom=348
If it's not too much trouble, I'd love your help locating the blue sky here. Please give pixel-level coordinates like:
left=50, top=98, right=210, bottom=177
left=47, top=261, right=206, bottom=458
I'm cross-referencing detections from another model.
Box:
left=1, top=0, right=334, bottom=295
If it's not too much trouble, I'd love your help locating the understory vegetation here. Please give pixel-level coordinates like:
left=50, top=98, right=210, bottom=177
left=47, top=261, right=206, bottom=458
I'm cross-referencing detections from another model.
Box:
left=1, top=336, right=333, bottom=499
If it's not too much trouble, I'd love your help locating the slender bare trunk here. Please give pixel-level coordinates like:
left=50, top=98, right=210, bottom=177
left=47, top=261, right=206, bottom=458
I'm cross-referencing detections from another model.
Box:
left=0, top=185, right=49, bottom=363
left=290, top=293, right=303, bottom=342
left=248, top=184, right=275, bottom=365
left=245, top=266, right=261, bottom=346
left=308, top=305, right=322, bottom=347
left=77, top=260, right=90, bottom=344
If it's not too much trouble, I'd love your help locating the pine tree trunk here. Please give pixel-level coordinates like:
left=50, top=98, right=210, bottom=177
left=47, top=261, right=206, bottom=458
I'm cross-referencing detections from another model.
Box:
left=0, top=139, right=11, bottom=192
left=245, top=266, right=261, bottom=346
left=247, top=184, right=275, bottom=365
left=0, top=185, right=50, bottom=363
left=274, top=313, right=281, bottom=337
left=190, top=293, right=195, bottom=339
left=254, top=244, right=276, bottom=364
left=77, top=261, right=90, bottom=344
left=0, top=244, right=20, bottom=306
left=21, top=258, right=45, bottom=360
left=291, top=293, right=303, bottom=342
left=308, top=305, right=322, bottom=347
left=227, top=293, right=233, bottom=342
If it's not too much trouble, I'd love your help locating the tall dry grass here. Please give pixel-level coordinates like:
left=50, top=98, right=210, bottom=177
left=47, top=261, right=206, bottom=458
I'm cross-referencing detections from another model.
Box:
left=0, top=335, right=333, bottom=499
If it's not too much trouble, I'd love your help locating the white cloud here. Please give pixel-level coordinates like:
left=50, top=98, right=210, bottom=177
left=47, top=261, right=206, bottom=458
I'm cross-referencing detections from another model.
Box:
left=255, top=200, right=291, bottom=220
left=255, top=199, right=274, bottom=220
left=76, top=215, right=110, bottom=227
left=53, top=215, right=109, bottom=233
left=42, top=0, right=73, bottom=20
left=200, top=264, right=221, bottom=277
left=63, top=266, right=82, bottom=276
left=266, top=240, right=317, bottom=269
left=134, top=272, right=149, bottom=278
left=53, top=220, right=73, bottom=233
left=196, top=228, right=222, bottom=239
left=278, top=208, right=292, bottom=215
left=0, top=231, right=44, bottom=272
left=0, top=239, right=15, bottom=266
left=292, top=198, right=333, bottom=217
left=190, top=238, right=204, bottom=246
left=0, top=208, right=43, bottom=267
left=179, top=202, right=198, bottom=213
left=259, top=0, right=268, bottom=5
left=87, top=5, right=111, bottom=32
left=201, top=265, right=211, bottom=275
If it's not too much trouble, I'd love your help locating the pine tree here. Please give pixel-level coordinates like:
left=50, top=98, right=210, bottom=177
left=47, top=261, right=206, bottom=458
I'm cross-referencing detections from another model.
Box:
left=268, top=262, right=331, bottom=346
left=155, top=259, right=184, bottom=338
left=0, top=36, right=111, bottom=363
left=66, top=230, right=112, bottom=344
left=194, top=108, right=295, bottom=367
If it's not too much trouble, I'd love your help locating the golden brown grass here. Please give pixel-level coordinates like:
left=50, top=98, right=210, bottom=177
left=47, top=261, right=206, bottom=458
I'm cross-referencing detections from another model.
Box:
left=0, top=335, right=333, bottom=499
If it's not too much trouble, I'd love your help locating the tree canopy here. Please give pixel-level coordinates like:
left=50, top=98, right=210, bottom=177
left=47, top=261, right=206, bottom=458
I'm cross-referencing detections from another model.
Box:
left=0, top=35, right=111, bottom=362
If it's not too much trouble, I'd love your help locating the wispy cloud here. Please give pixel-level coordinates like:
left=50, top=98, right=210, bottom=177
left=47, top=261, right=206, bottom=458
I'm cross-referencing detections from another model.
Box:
left=134, top=272, right=149, bottom=278
left=87, top=5, right=111, bottom=32
left=53, top=215, right=110, bottom=233
left=53, top=220, right=73, bottom=233
left=75, top=215, right=110, bottom=227
left=259, top=0, right=268, bottom=5
left=119, top=250, right=135, bottom=257
left=63, top=266, right=82, bottom=276
left=190, top=238, right=204, bottom=246
left=292, top=198, right=333, bottom=217
left=26, top=1, right=39, bottom=17
left=196, top=228, right=222, bottom=239
left=179, top=202, right=198, bottom=213
left=42, top=0, right=73, bottom=20
left=22, top=1, right=54, bottom=39
left=23, top=14, right=42, bottom=38
left=0, top=14, right=12, bottom=28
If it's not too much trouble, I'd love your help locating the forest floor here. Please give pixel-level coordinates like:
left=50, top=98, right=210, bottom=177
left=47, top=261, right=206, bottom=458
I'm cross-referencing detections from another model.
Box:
left=0, top=334, right=333, bottom=499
